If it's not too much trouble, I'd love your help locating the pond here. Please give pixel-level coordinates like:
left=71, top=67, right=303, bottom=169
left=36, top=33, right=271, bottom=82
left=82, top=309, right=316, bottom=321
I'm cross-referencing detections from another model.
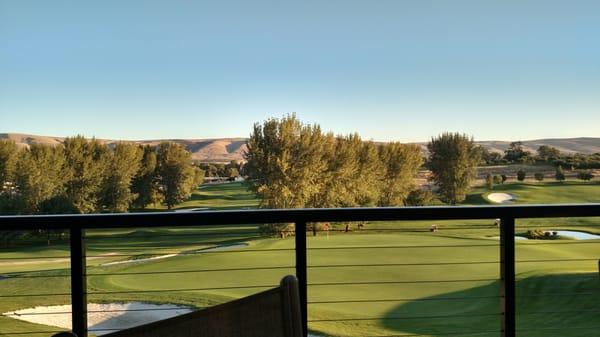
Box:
left=551, top=230, right=600, bottom=240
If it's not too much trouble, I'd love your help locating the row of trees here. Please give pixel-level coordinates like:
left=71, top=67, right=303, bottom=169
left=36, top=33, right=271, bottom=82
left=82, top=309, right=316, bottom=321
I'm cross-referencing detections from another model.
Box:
left=244, top=115, right=424, bottom=209
left=0, top=137, right=203, bottom=214
left=480, top=141, right=600, bottom=169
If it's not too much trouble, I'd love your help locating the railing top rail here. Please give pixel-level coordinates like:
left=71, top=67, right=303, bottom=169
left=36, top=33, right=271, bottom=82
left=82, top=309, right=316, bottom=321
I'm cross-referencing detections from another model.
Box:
left=1, top=204, right=599, bottom=230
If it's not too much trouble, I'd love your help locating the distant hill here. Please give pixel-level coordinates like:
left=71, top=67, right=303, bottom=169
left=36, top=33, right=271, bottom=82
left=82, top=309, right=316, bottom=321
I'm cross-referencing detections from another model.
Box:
left=2, top=133, right=599, bottom=163
left=0, top=133, right=247, bottom=163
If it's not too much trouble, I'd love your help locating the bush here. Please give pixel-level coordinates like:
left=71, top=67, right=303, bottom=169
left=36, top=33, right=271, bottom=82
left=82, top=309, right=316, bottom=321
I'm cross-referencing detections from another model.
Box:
left=517, top=170, right=526, bottom=181
left=405, top=189, right=433, bottom=206
left=485, top=173, right=494, bottom=190
left=501, top=174, right=507, bottom=184
left=577, top=171, right=594, bottom=181
left=493, top=175, right=502, bottom=185
left=555, top=165, right=565, bottom=182
left=259, top=223, right=295, bottom=238
left=534, top=172, right=544, bottom=181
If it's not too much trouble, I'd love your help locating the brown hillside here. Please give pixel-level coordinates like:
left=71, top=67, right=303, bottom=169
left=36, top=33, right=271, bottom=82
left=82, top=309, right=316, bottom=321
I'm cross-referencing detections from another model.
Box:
left=1, top=133, right=598, bottom=163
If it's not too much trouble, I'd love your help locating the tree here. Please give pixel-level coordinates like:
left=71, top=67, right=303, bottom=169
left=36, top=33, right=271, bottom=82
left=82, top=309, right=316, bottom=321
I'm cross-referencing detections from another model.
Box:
left=378, top=142, right=423, bottom=206
left=100, top=143, right=142, bottom=212
left=554, top=165, right=565, bottom=182
left=131, top=146, right=161, bottom=209
left=0, top=140, right=18, bottom=194
left=355, top=141, right=384, bottom=206
left=537, top=145, right=561, bottom=162
left=517, top=169, right=526, bottom=181
left=534, top=172, right=544, bottom=182
left=504, top=141, right=530, bottom=163
left=63, top=136, right=108, bottom=213
left=576, top=171, right=594, bottom=181
left=501, top=174, right=508, bottom=184
left=193, top=166, right=205, bottom=186
left=14, top=144, right=65, bottom=214
left=485, top=173, right=494, bottom=190
left=156, top=142, right=195, bottom=209
left=245, top=114, right=328, bottom=209
left=427, top=133, right=481, bottom=205
left=493, top=174, right=502, bottom=185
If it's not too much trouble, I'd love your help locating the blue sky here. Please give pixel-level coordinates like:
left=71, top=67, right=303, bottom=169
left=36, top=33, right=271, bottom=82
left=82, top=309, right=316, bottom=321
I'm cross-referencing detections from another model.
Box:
left=1, top=0, right=599, bottom=142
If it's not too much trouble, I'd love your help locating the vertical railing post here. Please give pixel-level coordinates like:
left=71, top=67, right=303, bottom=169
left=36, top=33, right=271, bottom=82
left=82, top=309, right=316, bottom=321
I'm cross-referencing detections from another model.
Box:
left=70, top=227, right=87, bottom=337
left=295, top=221, right=308, bottom=337
left=500, top=217, right=516, bottom=337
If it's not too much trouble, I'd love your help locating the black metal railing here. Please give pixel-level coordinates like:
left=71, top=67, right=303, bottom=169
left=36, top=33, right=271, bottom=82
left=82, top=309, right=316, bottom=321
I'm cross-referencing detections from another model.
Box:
left=1, top=204, right=599, bottom=337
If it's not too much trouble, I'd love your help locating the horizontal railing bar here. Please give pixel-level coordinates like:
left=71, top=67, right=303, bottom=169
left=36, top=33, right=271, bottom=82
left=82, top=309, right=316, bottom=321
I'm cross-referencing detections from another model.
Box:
left=308, top=312, right=501, bottom=321
left=360, top=331, right=502, bottom=337
left=307, top=244, right=500, bottom=249
left=516, top=326, right=600, bottom=331
left=516, top=258, right=599, bottom=263
left=5, top=307, right=193, bottom=315
left=87, top=265, right=294, bottom=276
left=2, top=204, right=599, bottom=229
left=516, top=292, right=598, bottom=298
left=518, top=310, right=600, bottom=315
left=309, top=295, right=501, bottom=304
left=308, top=261, right=499, bottom=267
left=87, top=284, right=278, bottom=294
left=0, top=331, right=64, bottom=335
left=308, top=278, right=498, bottom=286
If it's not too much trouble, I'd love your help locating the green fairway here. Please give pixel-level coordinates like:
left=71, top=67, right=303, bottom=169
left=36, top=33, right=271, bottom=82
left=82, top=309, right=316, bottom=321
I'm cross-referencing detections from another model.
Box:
left=0, top=181, right=598, bottom=337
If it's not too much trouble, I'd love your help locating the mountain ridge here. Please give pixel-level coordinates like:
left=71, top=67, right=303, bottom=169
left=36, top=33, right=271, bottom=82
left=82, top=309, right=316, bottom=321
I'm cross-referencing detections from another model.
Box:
left=2, top=133, right=599, bottom=163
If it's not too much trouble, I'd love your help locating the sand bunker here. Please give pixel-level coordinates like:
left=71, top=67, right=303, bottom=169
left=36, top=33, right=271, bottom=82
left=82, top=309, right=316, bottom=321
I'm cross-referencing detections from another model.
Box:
left=3, top=302, right=192, bottom=335
left=4, top=301, right=322, bottom=336
left=101, top=243, right=248, bottom=266
left=487, top=193, right=516, bottom=203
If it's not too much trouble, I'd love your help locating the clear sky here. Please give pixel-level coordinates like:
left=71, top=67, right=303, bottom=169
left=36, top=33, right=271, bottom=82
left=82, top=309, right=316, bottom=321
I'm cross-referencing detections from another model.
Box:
left=1, top=0, right=599, bottom=142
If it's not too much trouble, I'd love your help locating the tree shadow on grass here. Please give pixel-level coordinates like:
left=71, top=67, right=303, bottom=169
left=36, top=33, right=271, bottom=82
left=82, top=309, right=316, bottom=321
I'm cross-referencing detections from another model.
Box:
left=382, top=273, right=599, bottom=337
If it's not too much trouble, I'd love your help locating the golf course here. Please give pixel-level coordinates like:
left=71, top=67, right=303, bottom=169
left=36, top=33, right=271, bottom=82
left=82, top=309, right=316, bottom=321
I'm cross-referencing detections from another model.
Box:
left=1, top=181, right=599, bottom=337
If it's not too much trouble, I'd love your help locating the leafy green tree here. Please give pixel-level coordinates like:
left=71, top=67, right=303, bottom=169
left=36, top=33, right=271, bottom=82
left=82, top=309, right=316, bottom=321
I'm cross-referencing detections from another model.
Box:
left=131, top=146, right=161, bottom=209
left=355, top=141, right=384, bottom=206
left=517, top=169, right=526, bottom=181
left=504, top=141, right=530, bottom=163
left=101, top=143, right=143, bottom=212
left=14, top=144, right=65, bottom=214
left=501, top=174, right=508, bottom=184
left=576, top=171, right=594, bottom=181
left=534, top=172, right=544, bottom=181
left=63, top=136, right=108, bottom=213
left=193, top=166, right=205, bottom=186
left=493, top=174, right=502, bottom=185
left=315, top=133, right=362, bottom=208
left=156, top=142, right=195, bottom=209
left=133, top=146, right=162, bottom=208
left=0, top=140, right=18, bottom=194
left=485, top=173, right=494, bottom=190
left=427, top=133, right=481, bottom=205
left=378, top=142, right=423, bottom=206
left=555, top=165, right=565, bottom=182
left=537, top=145, right=561, bottom=162
left=245, top=115, right=328, bottom=209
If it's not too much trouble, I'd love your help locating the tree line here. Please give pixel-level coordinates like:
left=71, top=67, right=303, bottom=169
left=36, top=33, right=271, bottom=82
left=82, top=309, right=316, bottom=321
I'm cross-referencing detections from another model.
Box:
left=244, top=115, right=425, bottom=210
left=0, top=136, right=203, bottom=215
left=480, top=141, right=600, bottom=169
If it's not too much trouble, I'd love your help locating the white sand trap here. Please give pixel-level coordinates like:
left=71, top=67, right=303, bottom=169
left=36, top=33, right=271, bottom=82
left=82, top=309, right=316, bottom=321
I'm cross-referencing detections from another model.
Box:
left=487, top=193, right=516, bottom=203
left=3, top=302, right=193, bottom=335
left=101, top=243, right=248, bottom=266
left=4, top=302, right=322, bottom=336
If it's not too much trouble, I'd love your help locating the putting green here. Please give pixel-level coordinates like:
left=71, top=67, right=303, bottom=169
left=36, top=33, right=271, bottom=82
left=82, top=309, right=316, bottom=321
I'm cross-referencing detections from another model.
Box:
left=1, top=181, right=598, bottom=337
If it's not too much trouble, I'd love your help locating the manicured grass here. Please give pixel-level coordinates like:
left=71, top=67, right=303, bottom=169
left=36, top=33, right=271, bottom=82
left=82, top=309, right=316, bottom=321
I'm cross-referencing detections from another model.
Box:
left=0, top=181, right=598, bottom=337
